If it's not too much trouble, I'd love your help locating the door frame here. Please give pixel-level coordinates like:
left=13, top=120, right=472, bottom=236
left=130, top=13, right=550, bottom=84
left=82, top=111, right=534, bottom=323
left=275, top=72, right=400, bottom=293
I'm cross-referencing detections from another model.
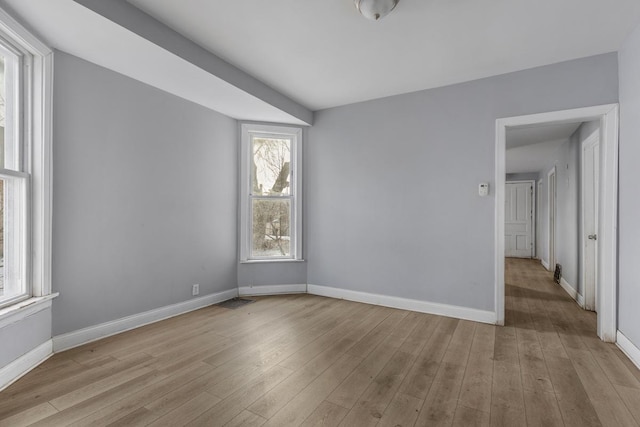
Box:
left=505, top=180, right=536, bottom=258
left=495, top=104, right=619, bottom=342
left=547, top=167, right=556, bottom=271
left=581, top=130, right=600, bottom=311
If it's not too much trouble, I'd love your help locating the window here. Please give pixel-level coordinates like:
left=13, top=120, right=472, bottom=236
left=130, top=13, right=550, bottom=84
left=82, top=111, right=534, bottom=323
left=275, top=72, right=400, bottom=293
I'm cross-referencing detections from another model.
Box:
left=240, top=124, right=302, bottom=261
left=0, top=9, right=52, bottom=309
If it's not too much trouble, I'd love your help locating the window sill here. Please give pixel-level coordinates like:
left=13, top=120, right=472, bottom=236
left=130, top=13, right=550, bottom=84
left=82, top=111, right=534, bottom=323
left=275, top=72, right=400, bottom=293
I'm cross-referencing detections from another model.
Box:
left=0, top=293, right=59, bottom=329
left=240, top=259, right=306, bottom=264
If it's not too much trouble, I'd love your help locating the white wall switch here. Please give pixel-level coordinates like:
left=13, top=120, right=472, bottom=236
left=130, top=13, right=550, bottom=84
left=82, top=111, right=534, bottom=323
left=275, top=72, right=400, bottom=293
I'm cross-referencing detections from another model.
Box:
left=479, top=183, right=489, bottom=196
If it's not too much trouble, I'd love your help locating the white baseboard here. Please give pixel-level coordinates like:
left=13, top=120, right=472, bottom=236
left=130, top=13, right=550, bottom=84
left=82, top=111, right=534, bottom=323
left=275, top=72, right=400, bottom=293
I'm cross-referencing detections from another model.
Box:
left=559, top=278, right=583, bottom=307
left=0, top=340, right=52, bottom=391
left=53, top=288, right=238, bottom=353
left=307, top=284, right=496, bottom=325
left=617, top=331, right=640, bottom=371
left=238, top=284, right=307, bottom=296
left=541, top=259, right=550, bottom=270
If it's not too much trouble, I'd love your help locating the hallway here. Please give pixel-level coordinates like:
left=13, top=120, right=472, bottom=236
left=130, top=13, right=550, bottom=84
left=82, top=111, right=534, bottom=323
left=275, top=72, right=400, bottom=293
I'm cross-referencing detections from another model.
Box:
left=502, top=258, right=640, bottom=426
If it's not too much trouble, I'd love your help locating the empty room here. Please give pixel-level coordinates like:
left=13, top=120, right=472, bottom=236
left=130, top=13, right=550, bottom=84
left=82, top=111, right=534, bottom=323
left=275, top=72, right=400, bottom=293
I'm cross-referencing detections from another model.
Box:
left=1, top=0, right=640, bottom=426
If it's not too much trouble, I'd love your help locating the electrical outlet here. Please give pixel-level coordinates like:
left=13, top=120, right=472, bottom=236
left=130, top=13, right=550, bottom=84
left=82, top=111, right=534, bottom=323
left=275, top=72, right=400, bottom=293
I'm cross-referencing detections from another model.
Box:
left=192, top=284, right=199, bottom=296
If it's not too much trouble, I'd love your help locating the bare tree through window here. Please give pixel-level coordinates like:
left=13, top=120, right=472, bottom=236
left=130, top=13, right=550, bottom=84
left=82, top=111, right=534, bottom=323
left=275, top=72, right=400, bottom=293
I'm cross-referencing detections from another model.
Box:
left=251, top=137, right=291, bottom=257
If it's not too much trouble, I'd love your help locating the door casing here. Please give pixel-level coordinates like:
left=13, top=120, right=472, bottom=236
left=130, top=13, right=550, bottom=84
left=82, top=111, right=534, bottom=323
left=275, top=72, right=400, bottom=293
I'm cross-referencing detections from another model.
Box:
left=495, top=104, right=619, bottom=342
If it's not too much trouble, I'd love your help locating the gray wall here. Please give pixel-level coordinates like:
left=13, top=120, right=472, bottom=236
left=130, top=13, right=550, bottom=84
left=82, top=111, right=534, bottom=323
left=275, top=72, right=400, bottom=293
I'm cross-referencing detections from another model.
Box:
left=506, top=172, right=539, bottom=181
left=618, top=21, right=640, bottom=349
left=52, top=51, right=238, bottom=335
left=307, top=53, right=618, bottom=312
left=0, top=308, right=51, bottom=367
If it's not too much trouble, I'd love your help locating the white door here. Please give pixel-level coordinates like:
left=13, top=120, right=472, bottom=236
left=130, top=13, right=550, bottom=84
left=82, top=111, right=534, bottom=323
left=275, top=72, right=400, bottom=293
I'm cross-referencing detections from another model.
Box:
left=505, top=182, right=533, bottom=258
left=582, top=133, right=599, bottom=311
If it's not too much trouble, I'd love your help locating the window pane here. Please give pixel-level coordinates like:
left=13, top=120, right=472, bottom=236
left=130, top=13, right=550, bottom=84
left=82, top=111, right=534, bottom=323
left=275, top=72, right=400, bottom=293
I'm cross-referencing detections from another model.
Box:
left=0, top=175, right=26, bottom=304
left=0, top=54, right=5, bottom=169
left=0, top=179, right=3, bottom=296
left=252, top=199, right=291, bottom=257
left=251, top=137, right=291, bottom=196
left=0, top=48, right=18, bottom=171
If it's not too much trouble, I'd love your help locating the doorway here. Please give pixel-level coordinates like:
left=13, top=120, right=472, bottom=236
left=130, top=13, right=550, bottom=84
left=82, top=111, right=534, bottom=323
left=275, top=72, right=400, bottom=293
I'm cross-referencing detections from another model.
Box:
left=495, top=104, right=619, bottom=342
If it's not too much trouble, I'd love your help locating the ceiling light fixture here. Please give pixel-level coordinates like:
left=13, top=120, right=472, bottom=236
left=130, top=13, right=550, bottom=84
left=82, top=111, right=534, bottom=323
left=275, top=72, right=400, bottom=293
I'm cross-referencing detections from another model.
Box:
left=354, top=0, right=399, bottom=21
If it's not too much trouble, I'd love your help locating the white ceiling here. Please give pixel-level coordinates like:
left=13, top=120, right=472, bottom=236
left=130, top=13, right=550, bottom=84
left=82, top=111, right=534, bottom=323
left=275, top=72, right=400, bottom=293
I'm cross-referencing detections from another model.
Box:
left=0, top=0, right=310, bottom=125
left=506, top=122, right=582, bottom=174
left=127, top=0, right=640, bottom=110
left=3, top=0, right=640, bottom=121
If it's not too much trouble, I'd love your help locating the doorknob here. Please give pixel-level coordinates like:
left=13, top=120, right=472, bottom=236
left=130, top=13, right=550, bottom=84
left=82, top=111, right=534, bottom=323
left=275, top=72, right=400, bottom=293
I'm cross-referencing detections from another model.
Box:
left=588, top=234, right=597, bottom=240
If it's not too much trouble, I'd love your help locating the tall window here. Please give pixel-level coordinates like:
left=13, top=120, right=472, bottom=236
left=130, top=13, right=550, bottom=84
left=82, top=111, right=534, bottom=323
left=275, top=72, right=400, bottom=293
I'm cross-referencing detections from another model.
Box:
left=0, top=9, right=52, bottom=309
left=0, top=36, right=27, bottom=307
left=240, top=124, right=302, bottom=261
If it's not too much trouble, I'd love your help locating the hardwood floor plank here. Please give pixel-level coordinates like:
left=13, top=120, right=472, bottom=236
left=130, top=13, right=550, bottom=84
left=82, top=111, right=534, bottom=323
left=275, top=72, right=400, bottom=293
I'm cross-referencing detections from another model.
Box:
left=146, top=391, right=221, bottom=427
left=458, top=323, right=495, bottom=413
left=186, top=365, right=292, bottom=426
left=262, top=353, right=362, bottom=427
left=522, top=389, right=564, bottom=427
left=377, top=392, right=422, bottom=427
left=490, top=360, right=525, bottom=427
left=0, top=402, right=58, bottom=427
left=250, top=306, right=387, bottom=418
left=67, top=362, right=213, bottom=427
left=544, top=355, right=602, bottom=427
left=300, top=401, right=349, bottom=427
left=414, top=320, right=476, bottom=426
left=452, top=405, right=490, bottom=427
left=339, top=351, right=415, bottom=427
left=397, top=316, right=458, bottom=400
left=225, top=410, right=267, bottom=427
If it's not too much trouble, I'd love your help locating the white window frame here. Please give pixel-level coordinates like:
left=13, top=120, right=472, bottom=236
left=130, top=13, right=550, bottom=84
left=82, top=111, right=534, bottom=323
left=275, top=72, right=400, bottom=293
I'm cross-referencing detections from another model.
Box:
left=0, top=7, right=53, bottom=310
left=240, top=123, right=302, bottom=262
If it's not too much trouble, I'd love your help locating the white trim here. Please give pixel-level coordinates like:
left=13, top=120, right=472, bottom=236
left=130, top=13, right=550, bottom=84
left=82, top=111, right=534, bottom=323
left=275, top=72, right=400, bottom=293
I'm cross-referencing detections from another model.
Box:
left=307, top=284, right=496, bottom=325
left=577, top=292, right=585, bottom=307
left=238, top=284, right=307, bottom=296
left=0, top=293, right=57, bottom=329
left=541, top=259, right=550, bottom=270
left=0, top=340, right=52, bottom=391
left=52, top=289, right=238, bottom=352
left=617, top=331, right=640, bottom=371
left=559, top=277, right=584, bottom=308
left=0, top=7, right=53, bottom=301
left=496, top=104, right=619, bottom=341
left=547, top=167, right=557, bottom=272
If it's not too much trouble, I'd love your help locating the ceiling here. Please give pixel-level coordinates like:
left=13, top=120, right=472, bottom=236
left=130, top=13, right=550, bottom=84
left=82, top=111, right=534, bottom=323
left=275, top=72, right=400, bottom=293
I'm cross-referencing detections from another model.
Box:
left=127, top=0, right=640, bottom=110
left=506, top=122, right=582, bottom=174
left=2, top=0, right=640, bottom=121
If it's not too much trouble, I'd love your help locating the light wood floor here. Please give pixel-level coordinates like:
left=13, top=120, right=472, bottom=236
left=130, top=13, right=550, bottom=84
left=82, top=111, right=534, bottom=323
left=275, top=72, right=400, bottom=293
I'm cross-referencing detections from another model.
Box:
left=1, top=259, right=639, bottom=426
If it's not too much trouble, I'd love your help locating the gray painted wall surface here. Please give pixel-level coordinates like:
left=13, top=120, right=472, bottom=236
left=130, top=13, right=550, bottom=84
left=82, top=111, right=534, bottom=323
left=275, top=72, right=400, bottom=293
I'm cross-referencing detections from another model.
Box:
left=552, top=134, right=580, bottom=291
left=0, top=308, right=51, bottom=367
left=237, top=262, right=307, bottom=287
left=506, top=172, right=539, bottom=181
left=307, top=53, right=618, bottom=312
left=52, top=51, right=237, bottom=335
left=618, top=22, right=640, bottom=348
